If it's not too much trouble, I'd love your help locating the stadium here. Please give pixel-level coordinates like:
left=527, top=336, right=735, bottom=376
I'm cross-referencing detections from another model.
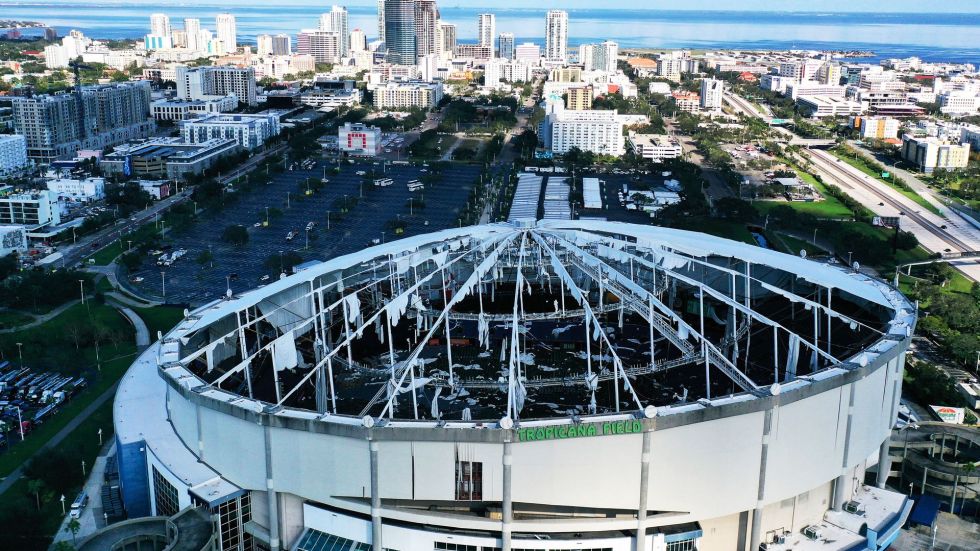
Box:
left=114, top=220, right=917, bottom=551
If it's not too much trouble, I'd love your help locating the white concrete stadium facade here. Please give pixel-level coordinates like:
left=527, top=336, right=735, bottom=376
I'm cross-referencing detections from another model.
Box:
left=115, top=221, right=916, bottom=551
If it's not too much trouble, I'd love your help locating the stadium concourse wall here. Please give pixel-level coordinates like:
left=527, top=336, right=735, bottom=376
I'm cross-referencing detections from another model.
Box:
left=113, top=333, right=907, bottom=550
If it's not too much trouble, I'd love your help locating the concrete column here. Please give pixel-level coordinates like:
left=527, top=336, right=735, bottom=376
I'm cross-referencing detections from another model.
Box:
left=370, top=439, right=382, bottom=551
left=635, top=430, right=652, bottom=551
left=502, top=439, right=513, bottom=551
left=749, top=408, right=774, bottom=551
left=834, top=384, right=856, bottom=511
left=876, top=438, right=892, bottom=489
left=263, top=424, right=281, bottom=551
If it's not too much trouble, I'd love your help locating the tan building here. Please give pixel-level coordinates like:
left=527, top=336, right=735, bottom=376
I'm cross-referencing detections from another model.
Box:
left=901, top=135, right=970, bottom=173
left=566, top=86, right=593, bottom=110
left=549, top=67, right=582, bottom=83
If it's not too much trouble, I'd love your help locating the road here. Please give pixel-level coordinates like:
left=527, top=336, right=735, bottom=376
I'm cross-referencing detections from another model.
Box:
left=53, top=144, right=287, bottom=272
left=802, top=148, right=980, bottom=282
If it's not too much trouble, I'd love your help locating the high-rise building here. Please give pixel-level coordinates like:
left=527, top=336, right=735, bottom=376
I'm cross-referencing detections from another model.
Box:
left=350, top=29, right=367, bottom=52
left=478, top=13, right=496, bottom=52
left=305, top=31, right=343, bottom=64
left=699, top=78, right=724, bottom=111
left=320, top=6, right=350, bottom=57
left=176, top=65, right=257, bottom=106
left=0, top=135, right=29, bottom=177
left=150, top=13, right=171, bottom=38
left=515, top=42, right=541, bottom=64
left=383, top=0, right=417, bottom=65
left=257, top=34, right=274, bottom=56
left=545, top=10, right=568, bottom=62
left=498, top=32, right=515, bottom=61
left=594, top=40, right=618, bottom=73
left=184, top=18, right=201, bottom=51
left=437, top=22, right=457, bottom=60
left=215, top=13, right=237, bottom=54
left=579, top=44, right=594, bottom=70
left=11, top=81, right=154, bottom=162
left=817, top=62, right=843, bottom=86
left=377, top=0, right=386, bottom=43
left=566, top=86, right=593, bottom=110
left=273, top=34, right=292, bottom=56
left=414, top=0, right=439, bottom=59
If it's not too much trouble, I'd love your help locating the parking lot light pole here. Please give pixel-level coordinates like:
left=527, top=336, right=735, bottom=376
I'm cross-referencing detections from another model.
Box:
left=78, top=280, right=85, bottom=305
left=161, top=272, right=166, bottom=302
left=226, top=275, right=232, bottom=295
left=381, top=231, right=386, bottom=244
left=305, top=229, right=310, bottom=250
left=326, top=211, right=331, bottom=230
left=17, top=406, right=23, bottom=440
left=16, top=342, right=22, bottom=366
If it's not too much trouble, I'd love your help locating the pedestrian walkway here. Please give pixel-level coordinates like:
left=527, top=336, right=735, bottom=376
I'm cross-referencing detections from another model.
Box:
left=50, top=442, right=115, bottom=548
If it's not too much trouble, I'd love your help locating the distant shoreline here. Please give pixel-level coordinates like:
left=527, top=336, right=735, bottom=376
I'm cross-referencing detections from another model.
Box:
left=623, top=47, right=875, bottom=58
left=0, top=20, right=46, bottom=29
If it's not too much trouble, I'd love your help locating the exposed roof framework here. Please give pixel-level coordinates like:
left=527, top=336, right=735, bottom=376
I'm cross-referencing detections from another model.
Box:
left=171, top=222, right=906, bottom=423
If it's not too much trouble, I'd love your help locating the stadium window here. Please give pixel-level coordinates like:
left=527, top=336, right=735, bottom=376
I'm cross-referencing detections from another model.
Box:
left=455, top=460, right=483, bottom=500
left=151, top=466, right=179, bottom=517
left=666, top=539, right=697, bottom=551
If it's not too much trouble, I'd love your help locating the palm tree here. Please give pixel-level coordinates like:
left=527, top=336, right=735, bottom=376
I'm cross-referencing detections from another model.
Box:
left=27, top=479, right=44, bottom=510
left=65, top=517, right=81, bottom=546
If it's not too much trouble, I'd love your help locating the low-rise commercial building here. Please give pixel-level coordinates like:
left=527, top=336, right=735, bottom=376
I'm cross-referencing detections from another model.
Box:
left=180, top=113, right=281, bottom=150
left=544, top=107, right=625, bottom=156
left=628, top=132, right=683, bottom=162
left=300, top=89, right=362, bottom=110
left=150, top=95, right=239, bottom=121
left=372, top=81, right=443, bottom=110
left=901, top=135, right=970, bottom=173
left=796, top=96, right=863, bottom=118
left=671, top=91, right=700, bottom=113
left=46, top=177, right=106, bottom=202
left=858, top=116, right=900, bottom=140
left=0, top=187, right=61, bottom=229
left=102, top=137, right=240, bottom=179
left=338, top=122, right=382, bottom=156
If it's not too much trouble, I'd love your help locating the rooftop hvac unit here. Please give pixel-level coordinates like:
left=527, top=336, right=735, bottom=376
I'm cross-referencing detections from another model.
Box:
left=773, top=533, right=787, bottom=544
left=844, top=501, right=866, bottom=515
left=802, top=525, right=822, bottom=541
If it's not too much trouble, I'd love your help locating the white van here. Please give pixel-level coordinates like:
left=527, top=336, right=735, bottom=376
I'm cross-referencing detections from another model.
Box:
left=70, top=491, right=89, bottom=518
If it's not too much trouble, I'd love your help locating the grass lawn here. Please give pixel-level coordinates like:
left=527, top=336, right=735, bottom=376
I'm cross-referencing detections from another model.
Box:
left=0, top=399, right=114, bottom=549
left=452, top=138, right=484, bottom=162
left=132, top=305, right=186, bottom=338
left=757, top=157, right=854, bottom=219
left=0, top=302, right=136, bottom=478
left=832, top=151, right=942, bottom=215
left=775, top=233, right=825, bottom=257
left=669, top=218, right=756, bottom=244
left=0, top=310, right=35, bottom=329
left=87, top=241, right=123, bottom=266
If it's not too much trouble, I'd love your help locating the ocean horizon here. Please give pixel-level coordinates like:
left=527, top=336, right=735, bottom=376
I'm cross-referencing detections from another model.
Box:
left=3, top=4, right=980, bottom=65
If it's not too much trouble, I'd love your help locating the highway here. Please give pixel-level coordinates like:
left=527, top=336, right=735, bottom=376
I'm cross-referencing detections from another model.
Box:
left=803, top=148, right=980, bottom=281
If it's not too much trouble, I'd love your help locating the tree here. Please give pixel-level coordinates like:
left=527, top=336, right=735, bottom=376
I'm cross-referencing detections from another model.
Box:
left=119, top=252, right=142, bottom=272
left=264, top=251, right=303, bottom=274
left=27, top=479, right=44, bottom=511
left=221, top=225, right=249, bottom=247
left=196, top=250, right=213, bottom=268
left=0, top=253, right=17, bottom=282
left=66, top=517, right=81, bottom=546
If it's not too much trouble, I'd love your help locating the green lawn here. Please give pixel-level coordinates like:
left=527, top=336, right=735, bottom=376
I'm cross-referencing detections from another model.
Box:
left=131, top=305, right=186, bottom=338
left=0, top=310, right=35, bottom=329
left=0, top=399, right=115, bottom=549
left=0, top=302, right=136, bottom=478
left=775, top=233, right=826, bottom=257
left=832, top=151, right=942, bottom=215
left=756, top=157, right=854, bottom=218
left=669, top=218, right=756, bottom=244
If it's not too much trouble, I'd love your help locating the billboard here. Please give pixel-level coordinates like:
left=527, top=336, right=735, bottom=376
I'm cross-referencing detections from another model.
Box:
left=930, top=405, right=965, bottom=424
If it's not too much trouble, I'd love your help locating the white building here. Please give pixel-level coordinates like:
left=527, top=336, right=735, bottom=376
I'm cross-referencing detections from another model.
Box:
left=176, top=65, right=257, bottom=106
left=901, top=135, right=971, bottom=173
left=545, top=10, right=568, bottom=62
left=372, top=81, right=443, bottom=110
left=339, top=122, right=382, bottom=156
left=515, top=43, right=541, bottom=64
left=648, top=82, right=672, bottom=95
left=0, top=188, right=61, bottom=229
left=498, top=33, right=515, bottom=61
left=656, top=53, right=683, bottom=82
left=180, top=113, right=281, bottom=150
left=628, top=132, right=683, bottom=162
left=150, top=13, right=171, bottom=38
left=700, top=78, right=724, bottom=111
left=858, top=117, right=900, bottom=140
left=779, top=60, right=821, bottom=82
left=478, top=14, right=496, bottom=54
left=350, top=29, right=367, bottom=53
left=257, top=34, right=275, bottom=56
left=546, top=107, right=625, bottom=156
left=320, top=6, right=350, bottom=57
left=151, top=96, right=239, bottom=121
left=215, top=13, right=237, bottom=54
left=44, top=30, right=93, bottom=68
left=784, top=82, right=845, bottom=100
left=939, top=91, right=979, bottom=115
left=300, top=88, right=362, bottom=110
left=0, top=135, right=28, bottom=177
left=797, top=96, right=863, bottom=118
left=46, top=177, right=106, bottom=202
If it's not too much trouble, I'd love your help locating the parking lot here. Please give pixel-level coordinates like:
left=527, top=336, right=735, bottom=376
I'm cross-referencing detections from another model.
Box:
left=128, top=159, right=480, bottom=305
left=576, top=172, right=681, bottom=224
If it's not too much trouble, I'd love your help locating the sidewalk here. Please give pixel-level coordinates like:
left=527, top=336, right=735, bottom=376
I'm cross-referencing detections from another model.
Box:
left=49, top=442, right=115, bottom=548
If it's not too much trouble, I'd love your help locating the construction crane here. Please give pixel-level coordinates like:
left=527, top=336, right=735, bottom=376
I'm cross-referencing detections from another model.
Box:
left=68, top=58, right=93, bottom=139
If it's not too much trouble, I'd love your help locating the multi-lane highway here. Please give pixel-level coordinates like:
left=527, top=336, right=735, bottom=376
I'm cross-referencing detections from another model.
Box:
left=803, top=148, right=980, bottom=281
